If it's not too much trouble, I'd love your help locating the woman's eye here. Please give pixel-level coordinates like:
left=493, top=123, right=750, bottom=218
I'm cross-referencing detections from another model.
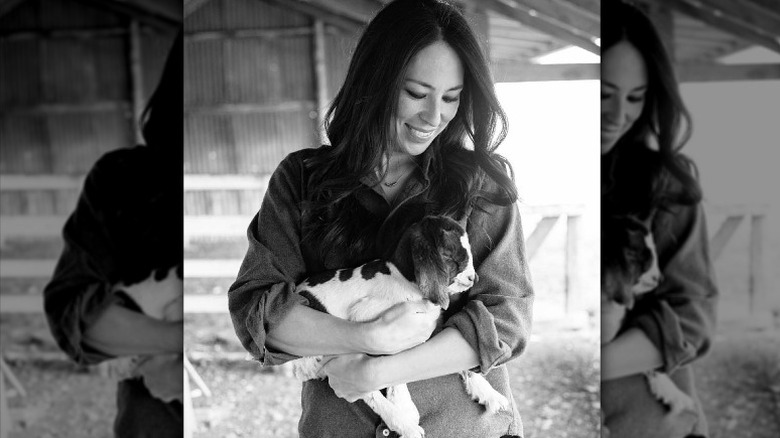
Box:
left=443, top=95, right=460, bottom=103
left=406, top=89, right=425, bottom=99
left=628, top=94, right=645, bottom=103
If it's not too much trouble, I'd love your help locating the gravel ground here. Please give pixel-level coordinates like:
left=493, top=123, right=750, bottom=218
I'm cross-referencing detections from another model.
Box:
left=2, top=318, right=778, bottom=438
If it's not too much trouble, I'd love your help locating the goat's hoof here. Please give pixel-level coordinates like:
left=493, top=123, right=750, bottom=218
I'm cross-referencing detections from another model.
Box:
left=395, top=424, right=424, bottom=438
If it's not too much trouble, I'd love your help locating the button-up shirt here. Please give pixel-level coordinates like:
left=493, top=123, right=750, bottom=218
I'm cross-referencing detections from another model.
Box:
left=229, top=146, right=534, bottom=437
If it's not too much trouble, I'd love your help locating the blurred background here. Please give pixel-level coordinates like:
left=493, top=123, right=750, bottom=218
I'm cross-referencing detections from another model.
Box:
left=0, top=0, right=180, bottom=436
left=0, top=0, right=778, bottom=437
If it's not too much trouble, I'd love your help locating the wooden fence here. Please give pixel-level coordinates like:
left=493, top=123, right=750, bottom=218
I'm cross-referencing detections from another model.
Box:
left=1, top=174, right=771, bottom=316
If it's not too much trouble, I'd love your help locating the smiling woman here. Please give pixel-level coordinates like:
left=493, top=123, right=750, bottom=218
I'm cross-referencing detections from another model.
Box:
left=227, top=0, right=532, bottom=437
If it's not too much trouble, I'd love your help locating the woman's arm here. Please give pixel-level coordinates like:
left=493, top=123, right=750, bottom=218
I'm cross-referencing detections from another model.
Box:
left=82, top=304, right=182, bottom=356
left=322, top=327, right=478, bottom=402
left=619, top=205, right=718, bottom=375
left=267, top=301, right=439, bottom=357
left=601, top=328, right=663, bottom=380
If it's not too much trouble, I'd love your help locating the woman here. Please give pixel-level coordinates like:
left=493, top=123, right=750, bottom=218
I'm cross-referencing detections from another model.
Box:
left=44, top=32, right=184, bottom=437
left=228, top=0, right=533, bottom=436
left=600, top=1, right=718, bottom=437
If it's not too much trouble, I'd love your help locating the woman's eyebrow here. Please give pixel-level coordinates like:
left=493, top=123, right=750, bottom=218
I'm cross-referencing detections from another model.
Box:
left=405, top=78, right=463, bottom=91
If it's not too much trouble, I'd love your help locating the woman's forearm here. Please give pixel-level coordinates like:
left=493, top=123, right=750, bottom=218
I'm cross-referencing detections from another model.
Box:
left=83, top=303, right=182, bottom=356
left=266, top=304, right=369, bottom=356
left=601, top=328, right=663, bottom=380
left=374, top=327, right=479, bottom=388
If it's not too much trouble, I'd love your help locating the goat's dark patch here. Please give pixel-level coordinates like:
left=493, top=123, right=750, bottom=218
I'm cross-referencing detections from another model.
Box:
left=339, top=269, right=353, bottom=282
left=306, top=269, right=338, bottom=287
left=298, top=290, right=329, bottom=313
left=361, top=260, right=391, bottom=280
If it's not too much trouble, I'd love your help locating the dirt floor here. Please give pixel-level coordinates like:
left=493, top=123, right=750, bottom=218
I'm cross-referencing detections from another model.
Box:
left=3, top=314, right=778, bottom=438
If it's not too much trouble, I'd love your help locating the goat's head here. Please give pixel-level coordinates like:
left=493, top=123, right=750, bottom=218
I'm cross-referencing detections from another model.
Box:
left=601, top=215, right=661, bottom=309
left=402, top=216, right=477, bottom=310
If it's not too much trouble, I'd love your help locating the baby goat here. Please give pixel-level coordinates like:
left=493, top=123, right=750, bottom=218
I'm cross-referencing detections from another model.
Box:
left=290, top=215, right=508, bottom=438
left=601, top=215, right=694, bottom=416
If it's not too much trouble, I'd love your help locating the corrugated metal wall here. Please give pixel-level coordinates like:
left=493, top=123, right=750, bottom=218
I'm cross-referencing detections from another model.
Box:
left=184, top=0, right=356, bottom=216
left=0, top=0, right=177, bottom=215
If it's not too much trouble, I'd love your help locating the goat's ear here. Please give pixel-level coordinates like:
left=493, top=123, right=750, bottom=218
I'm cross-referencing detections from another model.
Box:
left=411, top=227, right=444, bottom=301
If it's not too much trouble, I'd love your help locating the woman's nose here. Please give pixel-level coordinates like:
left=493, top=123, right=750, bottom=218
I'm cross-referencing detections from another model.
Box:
left=604, top=97, right=624, bottom=124
left=420, top=98, right=442, bottom=127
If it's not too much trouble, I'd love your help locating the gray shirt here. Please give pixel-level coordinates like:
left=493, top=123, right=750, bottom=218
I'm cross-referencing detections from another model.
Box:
left=228, top=146, right=534, bottom=437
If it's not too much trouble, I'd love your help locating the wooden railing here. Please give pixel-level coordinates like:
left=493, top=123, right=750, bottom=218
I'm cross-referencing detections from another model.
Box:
left=705, top=203, right=768, bottom=313
left=2, top=174, right=769, bottom=316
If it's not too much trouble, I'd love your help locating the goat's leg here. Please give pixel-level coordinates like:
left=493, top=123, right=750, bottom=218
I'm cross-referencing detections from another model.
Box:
left=645, top=372, right=696, bottom=415
left=363, top=391, right=425, bottom=438
left=386, top=384, right=420, bottom=425
left=459, top=371, right=509, bottom=414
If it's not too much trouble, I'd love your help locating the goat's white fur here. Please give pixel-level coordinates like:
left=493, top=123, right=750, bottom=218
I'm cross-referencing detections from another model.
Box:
left=290, top=230, right=508, bottom=438
left=608, top=230, right=695, bottom=416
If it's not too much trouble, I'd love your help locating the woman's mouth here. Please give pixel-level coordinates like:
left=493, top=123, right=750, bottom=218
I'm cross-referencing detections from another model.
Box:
left=406, top=124, right=435, bottom=142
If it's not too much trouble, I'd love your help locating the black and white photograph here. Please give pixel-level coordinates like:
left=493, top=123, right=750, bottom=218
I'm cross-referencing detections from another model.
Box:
left=600, top=1, right=779, bottom=438
left=182, top=0, right=599, bottom=437
left=1, top=0, right=778, bottom=437
left=0, top=0, right=182, bottom=436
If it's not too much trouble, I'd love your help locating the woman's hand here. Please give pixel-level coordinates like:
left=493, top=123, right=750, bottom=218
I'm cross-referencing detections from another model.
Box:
left=321, top=353, right=382, bottom=402
left=363, top=301, right=440, bottom=355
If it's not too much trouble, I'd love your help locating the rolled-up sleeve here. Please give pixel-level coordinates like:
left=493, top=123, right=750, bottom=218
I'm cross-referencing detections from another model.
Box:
left=626, top=204, right=718, bottom=374
left=444, top=191, right=534, bottom=374
left=44, top=168, right=118, bottom=366
left=228, top=154, right=309, bottom=366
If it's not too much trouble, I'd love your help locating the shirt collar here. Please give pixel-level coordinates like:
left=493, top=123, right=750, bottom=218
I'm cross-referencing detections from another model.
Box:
left=359, top=147, right=435, bottom=188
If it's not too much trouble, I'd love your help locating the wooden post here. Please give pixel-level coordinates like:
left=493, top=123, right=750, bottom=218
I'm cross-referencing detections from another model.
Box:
left=313, top=19, right=329, bottom=143
left=128, top=20, right=145, bottom=144
left=748, top=213, right=765, bottom=314
left=564, top=214, right=580, bottom=314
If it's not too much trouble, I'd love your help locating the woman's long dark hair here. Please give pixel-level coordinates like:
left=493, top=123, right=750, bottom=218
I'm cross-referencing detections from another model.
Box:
left=602, top=0, right=701, bottom=217
left=141, top=29, right=182, bottom=160
left=305, top=0, right=516, bottom=258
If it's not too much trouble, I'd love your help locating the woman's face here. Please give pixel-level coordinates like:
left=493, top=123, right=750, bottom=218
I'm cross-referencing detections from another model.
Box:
left=393, top=41, right=464, bottom=156
left=601, top=40, right=648, bottom=154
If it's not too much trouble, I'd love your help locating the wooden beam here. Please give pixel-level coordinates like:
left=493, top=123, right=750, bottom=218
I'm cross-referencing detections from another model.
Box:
left=493, top=62, right=599, bottom=82
left=313, top=19, right=329, bottom=142
left=304, top=0, right=383, bottom=23
left=525, top=216, right=559, bottom=260
left=128, top=20, right=145, bottom=145
left=556, top=0, right=599, bottom=17
left=678, top=63, right=780, bottom=82
left=0, top=27, right=128, bottom=40
left=504, top=0, right=600, bottom=37
left=263, top=0, right=363, bottom=34
left=697, top=0, right=780, bottom=41
left=184, top=0, right=212, bottom=17
left=0, top=101, right=129, bottom=115
left=468, top=0, right=599, bottom=54
left=0, top=0, right=27, bottom=18
left=657, top=0, right=780, bottom=53
left=746, top=0, right=780, bottom=21
left=70, top=0, right=179, bottom=29
left=184, top=27, right=314, bottom=42
left=185, top=101, right=317, bottom=114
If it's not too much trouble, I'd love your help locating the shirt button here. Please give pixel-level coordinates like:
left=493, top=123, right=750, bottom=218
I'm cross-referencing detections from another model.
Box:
left=382, top=429, right=390, bottom=437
